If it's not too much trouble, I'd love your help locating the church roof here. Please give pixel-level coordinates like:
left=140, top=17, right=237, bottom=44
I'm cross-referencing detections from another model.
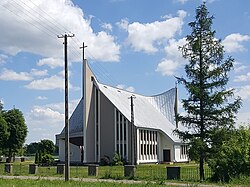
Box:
left=96, top=81, right=183, bottom=143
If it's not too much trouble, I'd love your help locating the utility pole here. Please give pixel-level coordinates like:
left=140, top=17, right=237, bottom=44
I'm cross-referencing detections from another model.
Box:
left=130, top=95, right=136, bottom=165
left=80, top=42, right=87, bottom=163
left=57, top=33, right=74, bottom=181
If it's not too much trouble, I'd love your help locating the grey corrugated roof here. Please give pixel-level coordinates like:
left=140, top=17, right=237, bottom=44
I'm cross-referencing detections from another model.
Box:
left=60, top=98, right=83, bottom=135
left=96, top=82, right=182, bottom=142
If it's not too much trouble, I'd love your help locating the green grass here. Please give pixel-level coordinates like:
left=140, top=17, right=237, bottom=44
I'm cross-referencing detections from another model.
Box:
left=0, top=178, right=179, bottom=187
left=0, top=161, right=210, bottom=181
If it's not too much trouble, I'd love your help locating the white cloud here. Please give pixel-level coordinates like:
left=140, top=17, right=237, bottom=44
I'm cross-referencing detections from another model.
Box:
left=0, top=98, right=4, bottom=105
left=0, top=68, right=33, bottom=81
left=236, top=111, right=250, bottom=127
left=235, top=85, right=250, bottom=100
left=25, top=99, right=79, bottom=143
left=116, top=18, right=129, bottom=30
left=0, top=0, right=120, bottom=62
left=234, top=73, right=250, bottom=82
left=174, top=0, right=188, bottom=4
left=156, top=59, right=179, bottom=76
left=120, top=10, right=187, bottom=53
left=36, top=96, right=48, bottom=100
left=222, top=33, right=250, bottom=53
left=25, top=74, right=79, bottom=91
left=116, top=84, right=135, bottom=92
left=156, top=38, right=187, bottom=76
left=30, top=69, right=48, bottom=77
left=25, top=75, right=63, bottom=90
left=0, top=68, right=47, bottom=81
left=234, top=62, right=248, bottom=73
left=37, top=57, right=64, bottom=69
left=101, top=23, right=113, bottom=32
left=0, top=54, right=8, bottom=65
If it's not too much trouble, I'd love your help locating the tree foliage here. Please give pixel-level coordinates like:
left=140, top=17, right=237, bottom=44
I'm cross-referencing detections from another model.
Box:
left=0, top=114, right=9, bottom=151
left=3, top=108, right=28, bottom=162
left=26, top=142, right=39, bottom=155
left=208, top=127, right=250, bottom=182
left=175, top=3, right=241, bottom=181
left=38, top=139, right=55, bottom=155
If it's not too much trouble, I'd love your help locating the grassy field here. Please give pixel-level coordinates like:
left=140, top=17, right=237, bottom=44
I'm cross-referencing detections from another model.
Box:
left=0, top=161, right=211, bottom=182
left=0, top=161, right=250, bottom=186
left=0, top=178, right=179, bottom=187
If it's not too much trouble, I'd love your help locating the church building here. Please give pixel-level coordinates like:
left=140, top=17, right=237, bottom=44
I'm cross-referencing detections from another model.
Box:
left=56, top=61, right=188, bottom=164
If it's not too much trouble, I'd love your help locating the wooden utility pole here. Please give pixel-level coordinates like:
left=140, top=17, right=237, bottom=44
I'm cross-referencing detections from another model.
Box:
left=57, top=33, right=74, bottom=181
left=130, top=95, right=136, bottom=165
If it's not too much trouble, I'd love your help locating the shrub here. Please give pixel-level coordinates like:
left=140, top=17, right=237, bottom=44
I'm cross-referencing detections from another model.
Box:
left=41, top=154, right=54, bottom=166
left=112, top=153, right=123, bottom=166
left=100, top=155, right=110, bottom=166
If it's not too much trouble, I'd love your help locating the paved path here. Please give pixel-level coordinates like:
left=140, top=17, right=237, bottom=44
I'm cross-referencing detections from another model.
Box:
left=0, top=175, right=225, bottom=187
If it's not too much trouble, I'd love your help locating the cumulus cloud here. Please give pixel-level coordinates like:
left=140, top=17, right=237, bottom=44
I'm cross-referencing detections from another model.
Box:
left=25, top=70, right=80, bottom=91
left=0, top=54, right=8, bottom=65
left=25, top=75, right=65, bottom=90
left=25, top=99, right=79, bottom=143
left=235, top=85, right=250, bottom=100
left=222, top=33, right=250, bottom=53
left=174, top=0, right=188, bottom=4
left=101, top=23, right=113, bottom=32
left=156, top=38, right=187, bottom=76
left=0, top=68, right=33, bottom=81
left=234, top=62, right=248, bottom=73
left=37, top=57, right=64, bottom=69
left=30, top=69, right=48, bottom=77
left=116, top=84, right=135, bottom=92
left=36, top=96, right=48, bottom=100
left=234, top=73, right=250, bottom=82
left=118, top=10, right=187, bottom=53
left=0, top=0, right=120, bottom=62
left=0, top=68, right=47, bottom=81
left=116, top=18, right=129, bottom=30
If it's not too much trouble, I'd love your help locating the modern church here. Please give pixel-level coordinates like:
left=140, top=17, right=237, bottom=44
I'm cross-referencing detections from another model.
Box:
left=56, top=61, right=188, bottom=164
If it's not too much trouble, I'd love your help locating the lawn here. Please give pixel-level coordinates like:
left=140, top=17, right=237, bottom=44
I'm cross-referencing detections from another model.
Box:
left=0, top=178, right=177, bottom=187
left=0, top=161, right=210, bottom=181
left=0, top=161, right=250, bottom=186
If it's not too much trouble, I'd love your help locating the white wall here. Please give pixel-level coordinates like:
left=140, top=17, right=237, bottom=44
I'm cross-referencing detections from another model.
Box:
left=70, top=143, right=81, bottom=162
left=174, top=144, right=189, bottom=162
left=159, top=132, right=174, bottom=162
left=59, top=139, right=65, bottom=162
left=58, top=139, right=81, bottom=162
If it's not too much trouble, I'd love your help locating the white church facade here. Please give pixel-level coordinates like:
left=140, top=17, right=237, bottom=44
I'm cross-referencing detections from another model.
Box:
left=56, top=61, right=188, bottom=164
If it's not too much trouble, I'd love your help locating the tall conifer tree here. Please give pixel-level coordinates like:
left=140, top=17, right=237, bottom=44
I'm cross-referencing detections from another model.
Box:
left=176, top=3, right=241, bottom=181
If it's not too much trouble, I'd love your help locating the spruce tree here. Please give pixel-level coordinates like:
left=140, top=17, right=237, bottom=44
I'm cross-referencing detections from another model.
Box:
left=175, top=3, right=241, bottom=181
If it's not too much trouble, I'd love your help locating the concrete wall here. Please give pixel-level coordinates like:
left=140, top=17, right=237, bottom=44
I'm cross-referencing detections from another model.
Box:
left=174, top=144, right=189, bottom=162
left=70, top=143, right=81, bottom=162
left=158, top=132, right=174, bottom=162
left=58, top=139, right=81, bottom=162
left=84, top=61, right=96, bottom=163
left=99, top=92, right=115, bottom=161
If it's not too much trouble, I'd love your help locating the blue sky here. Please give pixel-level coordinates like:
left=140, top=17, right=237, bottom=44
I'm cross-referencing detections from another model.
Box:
left=0, top=0, right=249, bottom=144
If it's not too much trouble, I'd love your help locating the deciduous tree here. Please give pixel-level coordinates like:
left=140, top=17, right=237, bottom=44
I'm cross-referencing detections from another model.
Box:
left=3, top=108, right=28, bottom=162
left=38, top=139, right=55, bottom=155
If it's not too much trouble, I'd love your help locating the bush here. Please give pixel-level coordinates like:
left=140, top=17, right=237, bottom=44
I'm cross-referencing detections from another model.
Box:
left=208, top=127, right=250, bottom=182
left=112, top=153, right=123, bottom=166
left=100, top=155, right=110, bottom=166
left=41, top=154, right=54, bottom=166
